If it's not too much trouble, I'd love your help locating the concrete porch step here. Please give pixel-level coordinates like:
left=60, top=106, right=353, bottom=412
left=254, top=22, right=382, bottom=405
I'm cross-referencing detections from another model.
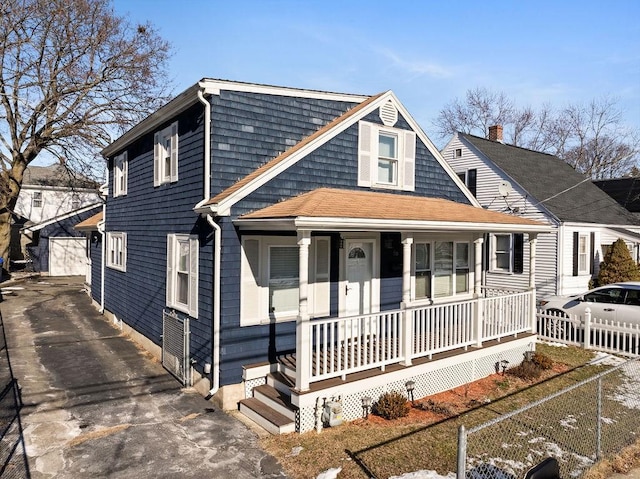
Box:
left=239, top=397, right=295, bottom=435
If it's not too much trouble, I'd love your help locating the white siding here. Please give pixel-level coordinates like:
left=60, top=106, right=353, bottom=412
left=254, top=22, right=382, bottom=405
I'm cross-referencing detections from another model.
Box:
left=444, top=135, right=558, bottom=300
left=14, top=186, right=101, bottom=223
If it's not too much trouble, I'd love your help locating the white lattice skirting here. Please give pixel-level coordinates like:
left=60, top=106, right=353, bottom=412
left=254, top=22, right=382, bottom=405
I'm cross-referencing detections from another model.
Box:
left=295, top=336, right=535, bottom=433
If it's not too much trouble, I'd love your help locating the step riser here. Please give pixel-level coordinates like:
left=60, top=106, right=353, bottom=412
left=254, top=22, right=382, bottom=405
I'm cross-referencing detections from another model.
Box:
left=254, top=390, right=295, bottom=420
left=239, top=403, right=294, bottom=435
left=267, top=375, right=293, bottom=396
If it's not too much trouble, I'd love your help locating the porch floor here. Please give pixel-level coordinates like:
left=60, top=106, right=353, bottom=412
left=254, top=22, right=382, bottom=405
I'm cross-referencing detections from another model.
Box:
left=277, top=333, right=535, bottom=395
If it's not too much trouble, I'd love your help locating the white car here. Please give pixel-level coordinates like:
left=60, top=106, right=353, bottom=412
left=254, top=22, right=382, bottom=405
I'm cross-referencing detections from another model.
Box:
left=539, top=282, right=640, bottom=324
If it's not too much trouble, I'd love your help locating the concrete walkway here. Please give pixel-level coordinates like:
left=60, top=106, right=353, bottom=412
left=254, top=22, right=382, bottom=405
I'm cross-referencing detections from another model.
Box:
left=1, top=276, right=287, bottom=478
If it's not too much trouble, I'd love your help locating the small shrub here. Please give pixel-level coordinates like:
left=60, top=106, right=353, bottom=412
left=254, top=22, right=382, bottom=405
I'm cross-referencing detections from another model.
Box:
left=507, top=360, right=543, bottom=381
left=531, top=352, right=553, bottom=370
left=372, top=391, right=410, bottom=420
left=598, top=238, right=640, bottom=285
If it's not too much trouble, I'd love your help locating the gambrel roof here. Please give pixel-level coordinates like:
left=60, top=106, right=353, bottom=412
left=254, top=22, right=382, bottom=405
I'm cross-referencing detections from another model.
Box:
left=459, top=133, right=640, bottom=225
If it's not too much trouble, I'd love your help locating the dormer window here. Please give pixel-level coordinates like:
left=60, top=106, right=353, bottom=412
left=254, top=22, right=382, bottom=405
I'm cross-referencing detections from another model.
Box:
left=358, top=121, right=416, bottom=191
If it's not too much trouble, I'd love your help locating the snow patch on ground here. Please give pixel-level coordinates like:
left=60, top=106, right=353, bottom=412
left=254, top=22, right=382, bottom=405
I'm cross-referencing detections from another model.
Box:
left=389, top=471, right=456, bottom=479
left=590, top=352, right=626, bottom=366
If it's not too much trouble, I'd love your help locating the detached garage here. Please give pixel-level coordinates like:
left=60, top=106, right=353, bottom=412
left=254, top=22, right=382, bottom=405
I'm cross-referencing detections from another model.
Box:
left=22, top=204, right=102, bottom=276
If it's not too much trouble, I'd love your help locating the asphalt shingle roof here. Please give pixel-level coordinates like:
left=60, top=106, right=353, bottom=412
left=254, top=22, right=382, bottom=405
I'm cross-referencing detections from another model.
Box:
left=460, top=133, right=640, bottom=225
left=593, top=177, right=640, bottom=213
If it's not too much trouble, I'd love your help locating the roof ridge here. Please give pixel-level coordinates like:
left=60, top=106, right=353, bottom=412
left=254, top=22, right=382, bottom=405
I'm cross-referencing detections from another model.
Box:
left=459, top=132, right=560, bottom=159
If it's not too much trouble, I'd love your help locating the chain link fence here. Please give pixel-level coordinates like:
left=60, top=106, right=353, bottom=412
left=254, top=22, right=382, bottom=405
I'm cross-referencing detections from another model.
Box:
left=457, top=357, right=640, bottom=479
left=0, top=308, right=31, bottom=478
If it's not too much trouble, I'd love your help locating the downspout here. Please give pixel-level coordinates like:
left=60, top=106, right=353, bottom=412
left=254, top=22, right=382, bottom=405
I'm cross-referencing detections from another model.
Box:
left=97, top=205, right=106, bottom=314
left=197, top=88, right=220, bottom=396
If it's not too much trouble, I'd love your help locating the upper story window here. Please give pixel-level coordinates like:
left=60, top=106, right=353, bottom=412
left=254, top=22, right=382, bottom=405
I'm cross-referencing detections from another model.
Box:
left=154, top=121, right=178, bottom=186
left=166, top=233, right=198, bottom=318
left=71, top=194, right=81, bottom=210
left=113, top=152, right=128, bottom=197
left=358, top=121, right=416, bottom=192
left=32, top=191, right=43, bottom=208
left=106, top=232, right=127, bottom=272
left=454, top=148, right=462, bottom=158
left=457, top=169, right=477, bottom=197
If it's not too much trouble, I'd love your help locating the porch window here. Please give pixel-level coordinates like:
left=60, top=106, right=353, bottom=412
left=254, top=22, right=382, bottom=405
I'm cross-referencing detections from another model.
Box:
left=268, top=246, right=299, bottom=315
left=166, top=234, right=198, bottom=318
left=491, top=233, right=524, bottom=274
left=456, top=243, right=469, bottom=293
left=414, top=240, right=470, bottom=300
left=241, top=236, right=331, bottom=325
left=415, top=243, right=431, bottom=299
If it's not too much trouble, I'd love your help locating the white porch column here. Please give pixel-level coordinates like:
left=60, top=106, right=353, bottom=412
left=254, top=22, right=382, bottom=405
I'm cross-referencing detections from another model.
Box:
left=401, top=235, right=413, bottom=366
left=473, top=236, right=484, bottom=347
left=529, top=233, right=538, bottom=334
left=295, top=230, right=312, bottom=391
left=473, top=236, right=483, bottom=297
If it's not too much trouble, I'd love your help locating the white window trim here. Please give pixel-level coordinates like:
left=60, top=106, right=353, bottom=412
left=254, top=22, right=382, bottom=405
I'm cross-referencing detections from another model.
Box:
left=358, top=120, right=416, bottom=192
left=113, top=151, right=128, bottom=197
left=154, top=121, right=178, bottom=186
left=106, top=232, right=127, bottom=272
left=166, top=234, right=198, bottom=318
left=240, top=235, right=331, bottom=326
left=411, top=239, right=471, bottom=302
left=490, top=233, right=513, bottom=273
left=578, top=234, right=589, bottom=275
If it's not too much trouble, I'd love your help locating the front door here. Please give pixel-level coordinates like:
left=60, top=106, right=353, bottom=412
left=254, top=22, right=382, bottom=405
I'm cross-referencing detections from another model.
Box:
left=345, top=240, right=373, bottom=316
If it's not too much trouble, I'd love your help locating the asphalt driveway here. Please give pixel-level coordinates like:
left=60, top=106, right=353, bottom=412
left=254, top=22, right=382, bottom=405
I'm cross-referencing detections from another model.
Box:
left=0, top=276, right=287, bottom=478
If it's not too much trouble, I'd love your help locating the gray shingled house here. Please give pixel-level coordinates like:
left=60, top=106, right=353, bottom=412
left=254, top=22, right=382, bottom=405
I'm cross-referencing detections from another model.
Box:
left=443, top=126, right=640, bottom=300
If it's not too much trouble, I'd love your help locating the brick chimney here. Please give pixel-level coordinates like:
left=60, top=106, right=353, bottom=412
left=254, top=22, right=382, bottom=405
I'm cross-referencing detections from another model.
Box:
left=488, top=125, right=503, bottom=142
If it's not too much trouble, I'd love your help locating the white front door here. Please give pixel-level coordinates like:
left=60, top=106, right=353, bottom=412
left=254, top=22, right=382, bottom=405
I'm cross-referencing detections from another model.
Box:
left=345, top=240, right=373, bottom=316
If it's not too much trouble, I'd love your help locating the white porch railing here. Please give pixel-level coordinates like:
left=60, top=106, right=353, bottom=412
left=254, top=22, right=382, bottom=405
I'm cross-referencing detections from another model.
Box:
left=296, top=289, right=535, bottom=391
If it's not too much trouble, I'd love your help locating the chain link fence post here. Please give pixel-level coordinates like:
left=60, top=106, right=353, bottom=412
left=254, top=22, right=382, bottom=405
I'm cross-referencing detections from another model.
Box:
left=457, top=425, right=467, bottom=479
left=596, top=376, right=602, bottom=461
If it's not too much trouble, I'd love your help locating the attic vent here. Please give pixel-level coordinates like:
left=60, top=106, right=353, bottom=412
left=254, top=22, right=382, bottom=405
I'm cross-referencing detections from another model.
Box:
left=379, top=100, right=398, bottom=127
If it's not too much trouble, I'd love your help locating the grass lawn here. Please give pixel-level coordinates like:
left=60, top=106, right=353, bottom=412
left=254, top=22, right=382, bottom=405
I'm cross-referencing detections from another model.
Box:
left=260, top=343, right=638, bottom=479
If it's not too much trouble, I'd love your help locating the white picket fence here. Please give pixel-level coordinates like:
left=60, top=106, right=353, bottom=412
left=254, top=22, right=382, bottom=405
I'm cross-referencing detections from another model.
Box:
left=537, top=308, right=640, bottom=357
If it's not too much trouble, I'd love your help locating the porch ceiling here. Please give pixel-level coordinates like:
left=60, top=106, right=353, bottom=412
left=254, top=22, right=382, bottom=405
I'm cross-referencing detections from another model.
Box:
left=235, top=188, right=550, bottom=233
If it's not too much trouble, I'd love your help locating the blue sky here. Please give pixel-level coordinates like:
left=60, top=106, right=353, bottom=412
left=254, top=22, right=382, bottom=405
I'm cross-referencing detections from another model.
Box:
left=113, top=0, right=640, bottom=146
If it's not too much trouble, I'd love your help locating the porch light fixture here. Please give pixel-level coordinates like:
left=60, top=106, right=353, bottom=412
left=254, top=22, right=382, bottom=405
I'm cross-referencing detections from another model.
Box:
left=361, top=396, right=372, bottom=419
left=405, top=380, right=416, bottom=405
left=500, top=360, right=510, bottom=375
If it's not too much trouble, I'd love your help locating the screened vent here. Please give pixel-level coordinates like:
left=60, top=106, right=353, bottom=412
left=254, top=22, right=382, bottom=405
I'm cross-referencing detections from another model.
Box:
left=379, top=100, right=398, bottom=127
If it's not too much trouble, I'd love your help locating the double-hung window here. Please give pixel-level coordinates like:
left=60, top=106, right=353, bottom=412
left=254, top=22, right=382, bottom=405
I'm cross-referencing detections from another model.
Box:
left=491, top=233, right=524, bottom=274
left=154, top=122, right=178, bottom=186
left=578, top=234, right=588, bottom=274
left=106, top=232, right=127, bottom=271
left=32, top=191, right=42, bottom=208
left=113, top=152, right=128, bottom=197
left=414, top=241, right=470, bottom=300
left=166, top=234, right=198, bottom=318
left=456, top=169, right=477, bottom=197
left=358, top=121, right=416, bottom=191
left=241, top=236, right=331, bottom=325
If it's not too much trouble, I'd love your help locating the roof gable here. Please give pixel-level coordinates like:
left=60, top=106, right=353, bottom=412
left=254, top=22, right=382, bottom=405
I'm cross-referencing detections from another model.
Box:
left=593, top=177, right=640, bottom=213
left=459, top=133, right=640, bottom=226
left=199, top=92, right=476, bottom=215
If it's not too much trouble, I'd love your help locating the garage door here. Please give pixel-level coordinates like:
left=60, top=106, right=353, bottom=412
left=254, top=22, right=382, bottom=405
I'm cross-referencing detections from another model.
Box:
left=49, top=237, right=86, bottom=276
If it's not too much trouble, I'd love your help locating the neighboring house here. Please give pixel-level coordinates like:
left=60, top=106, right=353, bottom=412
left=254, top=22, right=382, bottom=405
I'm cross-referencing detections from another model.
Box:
left=593, top=177, right=640, bottom=218
left=442, top=126, right=640, bottom=301
left=22, top=204, right=102, bottom=276
left=11, top=164, right=101, bottom=267
left=85, top=79, right=548, bottom=434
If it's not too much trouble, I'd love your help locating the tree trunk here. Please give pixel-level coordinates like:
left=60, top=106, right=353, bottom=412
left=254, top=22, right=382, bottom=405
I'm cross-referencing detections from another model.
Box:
left=0, top=210, right=11, bottom=275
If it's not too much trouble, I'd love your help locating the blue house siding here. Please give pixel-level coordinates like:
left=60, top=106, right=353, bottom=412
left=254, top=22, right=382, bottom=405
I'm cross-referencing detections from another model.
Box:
left=209, top=91, right=358, bottom=194
left=214, top=111, right=469, bottom=386
left=89, top=232, right=102, bottom=305
left=27, top=206, right=101, bottom=272
left=104, top=102, right=214, bottom=375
